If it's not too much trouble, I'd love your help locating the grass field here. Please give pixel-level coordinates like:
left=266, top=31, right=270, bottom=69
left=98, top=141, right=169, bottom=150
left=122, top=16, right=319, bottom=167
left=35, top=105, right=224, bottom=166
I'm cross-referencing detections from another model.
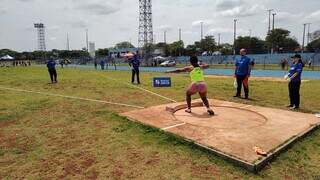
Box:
left=1, top=66, right=320, bottom=179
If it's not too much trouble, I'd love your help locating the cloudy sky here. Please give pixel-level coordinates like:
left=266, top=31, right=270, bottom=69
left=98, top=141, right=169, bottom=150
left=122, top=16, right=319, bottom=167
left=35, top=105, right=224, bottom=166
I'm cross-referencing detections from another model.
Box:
left=0, top=0, right=320, bottom=51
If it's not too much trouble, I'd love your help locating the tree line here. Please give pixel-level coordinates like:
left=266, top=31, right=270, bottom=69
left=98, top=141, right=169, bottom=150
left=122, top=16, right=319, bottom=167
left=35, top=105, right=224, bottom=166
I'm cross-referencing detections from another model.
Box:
left=1, top=28, right=320, bottom=61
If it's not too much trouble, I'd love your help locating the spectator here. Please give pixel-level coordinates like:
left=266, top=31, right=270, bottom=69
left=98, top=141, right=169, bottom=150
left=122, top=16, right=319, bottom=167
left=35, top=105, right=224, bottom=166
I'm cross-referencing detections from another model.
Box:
left=47, top=58, right=58, bottom=83
left=129, top=52, right=140, bottom=84
left=94, top=59, right=98, bottom=70
left=234, top=49, right=252, bottom=99
left=285, top=54, right=304, bottom=110
left=100, top=59, right=105, bottom=70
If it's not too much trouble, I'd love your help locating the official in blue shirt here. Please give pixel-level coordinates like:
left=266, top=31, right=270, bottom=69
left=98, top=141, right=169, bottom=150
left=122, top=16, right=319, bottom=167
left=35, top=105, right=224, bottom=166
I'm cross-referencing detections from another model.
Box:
left=234, top=49, right=252, bottom=99
left=285, top=54, right=304, bottom=110
left=47, top=58, right=57, bottom=83
left=129, top=52, right=141, bottom=84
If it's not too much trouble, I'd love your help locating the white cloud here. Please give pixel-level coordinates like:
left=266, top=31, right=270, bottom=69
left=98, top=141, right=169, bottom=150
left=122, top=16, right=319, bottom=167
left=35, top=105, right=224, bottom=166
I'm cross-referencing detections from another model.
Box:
left=157, top=25, right=173, bottom=31
left=77, top=3, right=119, bottom=16
left=276, top=12, right=304, bottom=22
left=219, top=4, right=262, bottom=17
left=0, top=7, right=7, bottom=14
left=208, top=28, right=233, bottom=34
left=192, top=20, right=214, bottom=27
left=216, top=0, right=243, bottom=10
left=1, top=0, right=320, bottom=51
left=70, top=20, right=88, bottom=28
left=305, top=10, right=320, bottom=23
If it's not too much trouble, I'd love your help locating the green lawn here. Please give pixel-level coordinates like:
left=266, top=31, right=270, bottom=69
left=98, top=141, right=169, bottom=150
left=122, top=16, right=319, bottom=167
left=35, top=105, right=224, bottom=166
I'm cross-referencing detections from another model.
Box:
left=0, top=66, right=320, bottom=179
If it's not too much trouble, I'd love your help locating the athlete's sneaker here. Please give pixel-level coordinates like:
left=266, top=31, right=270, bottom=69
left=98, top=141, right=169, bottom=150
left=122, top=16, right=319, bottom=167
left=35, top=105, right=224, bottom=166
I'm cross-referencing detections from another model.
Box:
left=207, top=109, right=215, bottom=116
left=185, top=109, right=191, bottom=113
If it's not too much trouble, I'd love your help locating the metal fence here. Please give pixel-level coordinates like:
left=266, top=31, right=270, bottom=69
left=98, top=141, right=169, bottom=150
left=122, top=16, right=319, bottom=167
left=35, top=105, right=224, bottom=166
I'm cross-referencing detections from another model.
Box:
left=176, top=53, right=319, bottom=65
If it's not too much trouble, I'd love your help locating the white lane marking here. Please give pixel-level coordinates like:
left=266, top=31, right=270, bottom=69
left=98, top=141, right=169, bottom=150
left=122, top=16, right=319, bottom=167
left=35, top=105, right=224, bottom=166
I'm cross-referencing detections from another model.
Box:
left=0, top=86, right=145, bottom=109
left=241, top=105, right=253, bottom=109
left=162, top=122, right=186, bottom=130
left=102, top=75, right=178, bottom=103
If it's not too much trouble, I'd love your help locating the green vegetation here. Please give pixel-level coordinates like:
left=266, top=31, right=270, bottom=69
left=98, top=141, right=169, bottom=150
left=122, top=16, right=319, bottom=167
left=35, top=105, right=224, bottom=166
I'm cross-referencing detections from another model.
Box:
left=0, top=67, right=320, bottom=179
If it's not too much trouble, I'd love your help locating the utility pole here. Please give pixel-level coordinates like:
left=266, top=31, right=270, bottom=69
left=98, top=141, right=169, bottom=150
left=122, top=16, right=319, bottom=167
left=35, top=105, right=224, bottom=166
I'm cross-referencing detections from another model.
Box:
left=272, top=13, right=276, bottom=31
left=248, top=29, right=252, bottom=54
left=86, top=29, right=89, bottom=52
left=233, top=19, right=237, bottom=55
left=66, top=33, right=70, bottom=51
left=306, top=23, right=311, bottom=44
left=179, top=28, right=182, bottom=41
left=200, top=21, right=204, bottom=40
left=302, top=23, right=307, bottom=53
left=267, top=9, right=274, bottom=34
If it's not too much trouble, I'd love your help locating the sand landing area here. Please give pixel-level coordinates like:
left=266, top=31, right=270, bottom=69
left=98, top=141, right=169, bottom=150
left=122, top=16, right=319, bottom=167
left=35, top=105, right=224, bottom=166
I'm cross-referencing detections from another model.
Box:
left=121, top=100, right=320, bottom=172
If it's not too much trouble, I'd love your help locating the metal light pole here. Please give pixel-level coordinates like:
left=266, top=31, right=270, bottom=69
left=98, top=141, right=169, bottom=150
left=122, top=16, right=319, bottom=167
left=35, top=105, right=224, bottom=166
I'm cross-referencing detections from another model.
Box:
left=218, top=33, right=221, bottom=46
left=267, top=9, right=274, bottom=34
left=272, top=13, right=276, bottom=30
left=233, top=19, right=237, bottom=55
left=66, top=33, right=70, bottom=51
left=86, top=29, right=89, bottom=52
left=179, top=28, right=182, bottom=41
left=164, top=30, right=167, bottom=44
left=307, top=23, right=311, bottom=44
left=302, top=23, right=307, bottom=53
left=200, top=21, right=204, bottom=40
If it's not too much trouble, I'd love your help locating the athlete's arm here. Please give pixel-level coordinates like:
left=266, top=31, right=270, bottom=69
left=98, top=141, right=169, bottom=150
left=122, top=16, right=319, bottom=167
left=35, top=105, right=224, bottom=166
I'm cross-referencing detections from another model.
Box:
left=166, top=66, right=192, bottom=73
left=200, top=63, right=210, bottom=69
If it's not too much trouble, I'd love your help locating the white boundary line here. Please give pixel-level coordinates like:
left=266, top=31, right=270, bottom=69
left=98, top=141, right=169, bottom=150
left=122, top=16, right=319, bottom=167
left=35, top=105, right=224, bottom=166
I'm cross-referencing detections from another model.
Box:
left=0, top=86, right=145, bottom=109
left=102, top=75, right=178, bottom=103
left=162, top=122, right=186, bottom=130
left=241, top=105, right=253, bottom=109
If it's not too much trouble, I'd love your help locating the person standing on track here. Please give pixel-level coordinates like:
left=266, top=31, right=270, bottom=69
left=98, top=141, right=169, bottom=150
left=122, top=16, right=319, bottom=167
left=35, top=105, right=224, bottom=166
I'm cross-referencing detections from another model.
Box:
left=285, top=54, right=304, bottom=110
left=167, top=56, right=214, bottom=115
left=129, top=52, right=141, bottom=84
left=47, top=58, right=58, bottom=83
left=234, top=49, right=252, bottom=99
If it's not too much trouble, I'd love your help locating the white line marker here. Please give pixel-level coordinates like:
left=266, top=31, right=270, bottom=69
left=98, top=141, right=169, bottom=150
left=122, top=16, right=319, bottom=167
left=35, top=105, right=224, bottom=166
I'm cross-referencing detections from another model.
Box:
left=0, top=86, right=145, bottom=109
left=241, top=105, right=253, bottom=109
left=102, top=75, right=178, bottom=103
left=162, top=122, right=186, bottom=130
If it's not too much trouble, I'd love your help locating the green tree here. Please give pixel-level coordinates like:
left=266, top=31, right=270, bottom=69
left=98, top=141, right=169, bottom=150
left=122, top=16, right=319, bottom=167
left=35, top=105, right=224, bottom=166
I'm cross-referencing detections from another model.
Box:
left=154, top=42, right=169, bottom=56
left=96, top=48, right=109, bottom=58
left=196, top=36, right=217, bottom=52
left=235, top=36, right=267, bottom=54
left=115, top=41, right=135, bottom=49
left=306, top=38, right=320, bottom=52
left=0, top=49, right=19, bottom=58
left=168, top=40, right=184, bottom=56
left=265, top=28, right=300, bottom=53
left=219, top=43, right=233, bottom=55
left=185, top=45, right=200, bottom=56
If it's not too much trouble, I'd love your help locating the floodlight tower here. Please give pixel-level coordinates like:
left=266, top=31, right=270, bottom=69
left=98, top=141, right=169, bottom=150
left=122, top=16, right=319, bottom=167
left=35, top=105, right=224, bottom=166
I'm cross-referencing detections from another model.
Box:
left=138, top=0, right=153, bottom=64
left=34, top=23, right=46, bottom=51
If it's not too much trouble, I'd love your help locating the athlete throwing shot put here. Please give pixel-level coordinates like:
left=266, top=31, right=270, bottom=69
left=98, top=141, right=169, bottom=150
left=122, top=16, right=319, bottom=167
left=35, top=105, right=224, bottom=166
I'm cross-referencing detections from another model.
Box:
left=167, top=56, right=214, bottom=115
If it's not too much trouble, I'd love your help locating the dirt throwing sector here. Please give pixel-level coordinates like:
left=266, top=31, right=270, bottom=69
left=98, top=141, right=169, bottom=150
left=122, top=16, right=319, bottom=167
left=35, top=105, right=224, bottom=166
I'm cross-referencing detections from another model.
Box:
left=121, top=100, right=320, bottom=172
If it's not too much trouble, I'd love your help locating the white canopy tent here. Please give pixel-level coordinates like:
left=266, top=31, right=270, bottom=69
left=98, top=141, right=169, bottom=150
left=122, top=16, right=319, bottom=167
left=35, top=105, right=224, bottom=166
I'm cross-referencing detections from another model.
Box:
left=0, top=55, right=14, bottom=60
